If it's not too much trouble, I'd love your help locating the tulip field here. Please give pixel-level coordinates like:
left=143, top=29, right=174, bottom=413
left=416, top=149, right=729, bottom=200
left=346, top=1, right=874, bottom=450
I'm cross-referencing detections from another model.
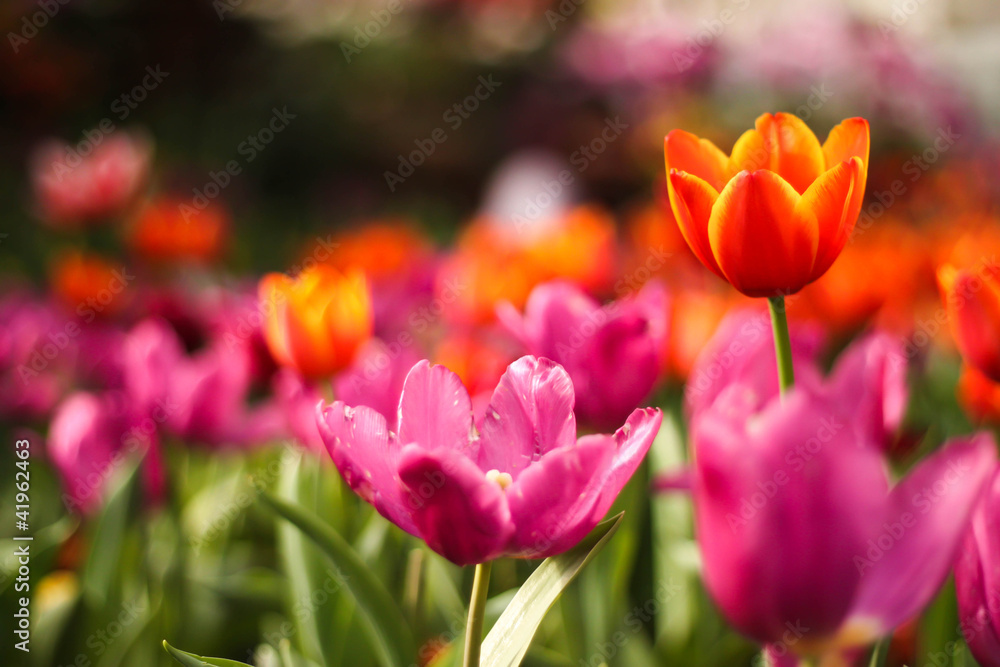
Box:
left=3, top=1, right=1000, bottom=666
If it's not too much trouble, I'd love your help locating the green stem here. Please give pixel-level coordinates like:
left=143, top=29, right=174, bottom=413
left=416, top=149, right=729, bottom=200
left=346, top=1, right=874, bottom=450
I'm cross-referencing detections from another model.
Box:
left=463, top=561, right=493, bottom=667
left=768, top=296, right=795, bottom=395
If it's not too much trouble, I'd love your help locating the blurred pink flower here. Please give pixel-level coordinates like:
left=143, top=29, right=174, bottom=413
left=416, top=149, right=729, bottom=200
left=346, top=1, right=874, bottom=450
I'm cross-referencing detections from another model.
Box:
left=955, top=468, right=1000, bottom=667
left=124, top=318, right=283, bottom=448
left=47, top=390, right=164, bottom=514
left=317, top=356, right=661, bottom=565
left=0, top=291, right=73, bottom=420
left=684, top=311, right=908, bottom=452
left=30, top=131, right=151, bottom=227
left=684, top=306, right=825, bottom=419
left=692, top=384, right=996, bottom=655
left=497, top=280, right=668, bottom=429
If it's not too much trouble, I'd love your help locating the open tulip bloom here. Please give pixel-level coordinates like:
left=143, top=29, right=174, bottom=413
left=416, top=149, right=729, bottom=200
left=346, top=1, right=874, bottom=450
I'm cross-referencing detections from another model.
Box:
left=317, top=355, right=661, bottom=666
left=691, top=383, right=997, bottom=660
left=316, top=355, right=662, bottom=566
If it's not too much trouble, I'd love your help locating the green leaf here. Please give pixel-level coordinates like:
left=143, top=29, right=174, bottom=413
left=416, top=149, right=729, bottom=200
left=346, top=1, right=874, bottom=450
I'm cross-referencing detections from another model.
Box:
left=260, top=490, right=416, bottom=667
left=481, top=513, right=625, bottom=667
left=82, top=455, right=142, bottom=604
left=868, top=639, right=890, bottom=667
left=162, top=640, right=254, bottom=666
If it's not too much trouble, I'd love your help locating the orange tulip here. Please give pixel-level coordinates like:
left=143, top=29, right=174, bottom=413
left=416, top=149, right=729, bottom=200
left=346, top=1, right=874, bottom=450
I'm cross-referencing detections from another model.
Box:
left=663, top=112, right=869, bottom=297
left=937, top=261, right=1000, bottom=382
left=50, top=251, right=132, bottom=317
left=258, top=266, right=373, bottom=379
left=128, top=197, right=228, bottom=264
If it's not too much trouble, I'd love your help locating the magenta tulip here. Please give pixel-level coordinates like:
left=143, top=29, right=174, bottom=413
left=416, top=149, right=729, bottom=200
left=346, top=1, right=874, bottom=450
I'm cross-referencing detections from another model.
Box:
left=692, top=384, right=996, bottom=656
left=955, top=469, right=1000, bottom=667
left=47, top=391, right=164, bottom=514
left=497, top=280, right=668, bottom=429
left=124, top=318, right=282, bottom=447
left=317, top=355, right=662, bottom=565
left=684, top=306, right=824, bottom=419
left=685, top=309, right=907, bottom=451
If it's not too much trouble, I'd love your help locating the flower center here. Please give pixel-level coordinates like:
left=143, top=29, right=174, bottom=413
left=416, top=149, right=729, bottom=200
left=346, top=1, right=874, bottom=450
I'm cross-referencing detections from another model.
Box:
left=485, top=469, right=513, bottom=491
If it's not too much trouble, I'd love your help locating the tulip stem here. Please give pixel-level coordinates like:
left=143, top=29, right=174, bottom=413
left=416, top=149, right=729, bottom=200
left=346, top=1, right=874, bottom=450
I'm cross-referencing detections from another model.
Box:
left=768, top=296, right=795, bottom=394
left=463, top=561, right=493, bottom=667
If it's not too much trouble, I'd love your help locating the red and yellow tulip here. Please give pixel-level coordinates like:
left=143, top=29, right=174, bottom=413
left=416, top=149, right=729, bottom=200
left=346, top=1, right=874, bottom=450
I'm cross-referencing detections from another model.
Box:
left=664, top=112, right=869, bottom=297
left=258, top=266, right=373, bottom=379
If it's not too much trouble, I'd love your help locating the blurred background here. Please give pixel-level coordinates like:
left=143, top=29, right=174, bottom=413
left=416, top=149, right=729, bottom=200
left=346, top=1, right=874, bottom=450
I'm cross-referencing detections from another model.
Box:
left=3, top=0, right=1000, bottom=666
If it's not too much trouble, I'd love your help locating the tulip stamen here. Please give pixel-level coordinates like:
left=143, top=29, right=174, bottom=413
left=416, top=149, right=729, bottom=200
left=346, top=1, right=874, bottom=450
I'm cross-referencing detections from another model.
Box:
left=485, top=469, right=513, bottom=490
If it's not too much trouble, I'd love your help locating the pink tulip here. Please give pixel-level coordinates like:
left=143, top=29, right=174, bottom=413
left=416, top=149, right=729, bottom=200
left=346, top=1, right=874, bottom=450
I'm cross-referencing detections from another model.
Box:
left=685, top=309, right=907, bottom=451
left=0, top=291, right=69, bottom=420
left=30, top=131, right=151, bottom=227
left=124, top=318, right=282, bottom=447
left=955, top=469, right=1000, bottom=667
left=497, top=280, right=668, bottom=429
left=47, top=391, right=164, bottom=514
left=817, top=332, right=909, bottom=449
left=317, top=356, right=662, bottom=565
left=692, top=384, right=996, bottom=656
left=684, top=306, right=824, bottom=419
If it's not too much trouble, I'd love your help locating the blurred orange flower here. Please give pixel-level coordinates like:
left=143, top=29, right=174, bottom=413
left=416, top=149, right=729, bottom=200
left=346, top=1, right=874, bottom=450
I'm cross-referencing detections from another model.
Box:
left=937, top=259, right=1000, bottom=382
left=322, top=220, right=433, bottom=280
left=957, top=365, right=1000, bottom=424
left=666, top=288, right=739, bottom=379
left=50, top=252, right=133, bottom=318
left=440, top=204, right=616, bottom=324
left=791, top=219, right=933, bottom=336
left=258, top=266, right=373, bottom=379
left=128, top=198, right=228, bottom=264
left=664, top=113, right=869, bottom=297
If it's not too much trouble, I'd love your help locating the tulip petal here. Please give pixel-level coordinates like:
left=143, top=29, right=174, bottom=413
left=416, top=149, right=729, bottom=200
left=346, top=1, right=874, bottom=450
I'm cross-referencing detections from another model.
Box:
left=822, top=117, right=870, bottom=173
left=796, top=157, right=863, bottom=279
left=398, top=445, right=514, bottom=566
left=826, top=332, right=909, bottom=449
left=316, top=401, right=418, bottom=535
left=955, top=470, right=1000, bottom=667
left=477, top=356, right=577, bottom=477
left=667, top=170, right=725, bottom=279
left=708, top=170, right=817, bottom=297
left=505, top=437, right=615, bottom=557
left=259, top=273, right=294, bottom=366
left=397, top=360, right=475, bottom=455
left=590, top=407, right=663, bottom=518
left=693, top=390, right=887, bottom=645
left=664, top=129, right=731, bottom=191
left=940, top=266, right=1000, bottom=382
left=848, top=434, right=998, bottom=635
left=729, top=113, right=825, bottom=194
